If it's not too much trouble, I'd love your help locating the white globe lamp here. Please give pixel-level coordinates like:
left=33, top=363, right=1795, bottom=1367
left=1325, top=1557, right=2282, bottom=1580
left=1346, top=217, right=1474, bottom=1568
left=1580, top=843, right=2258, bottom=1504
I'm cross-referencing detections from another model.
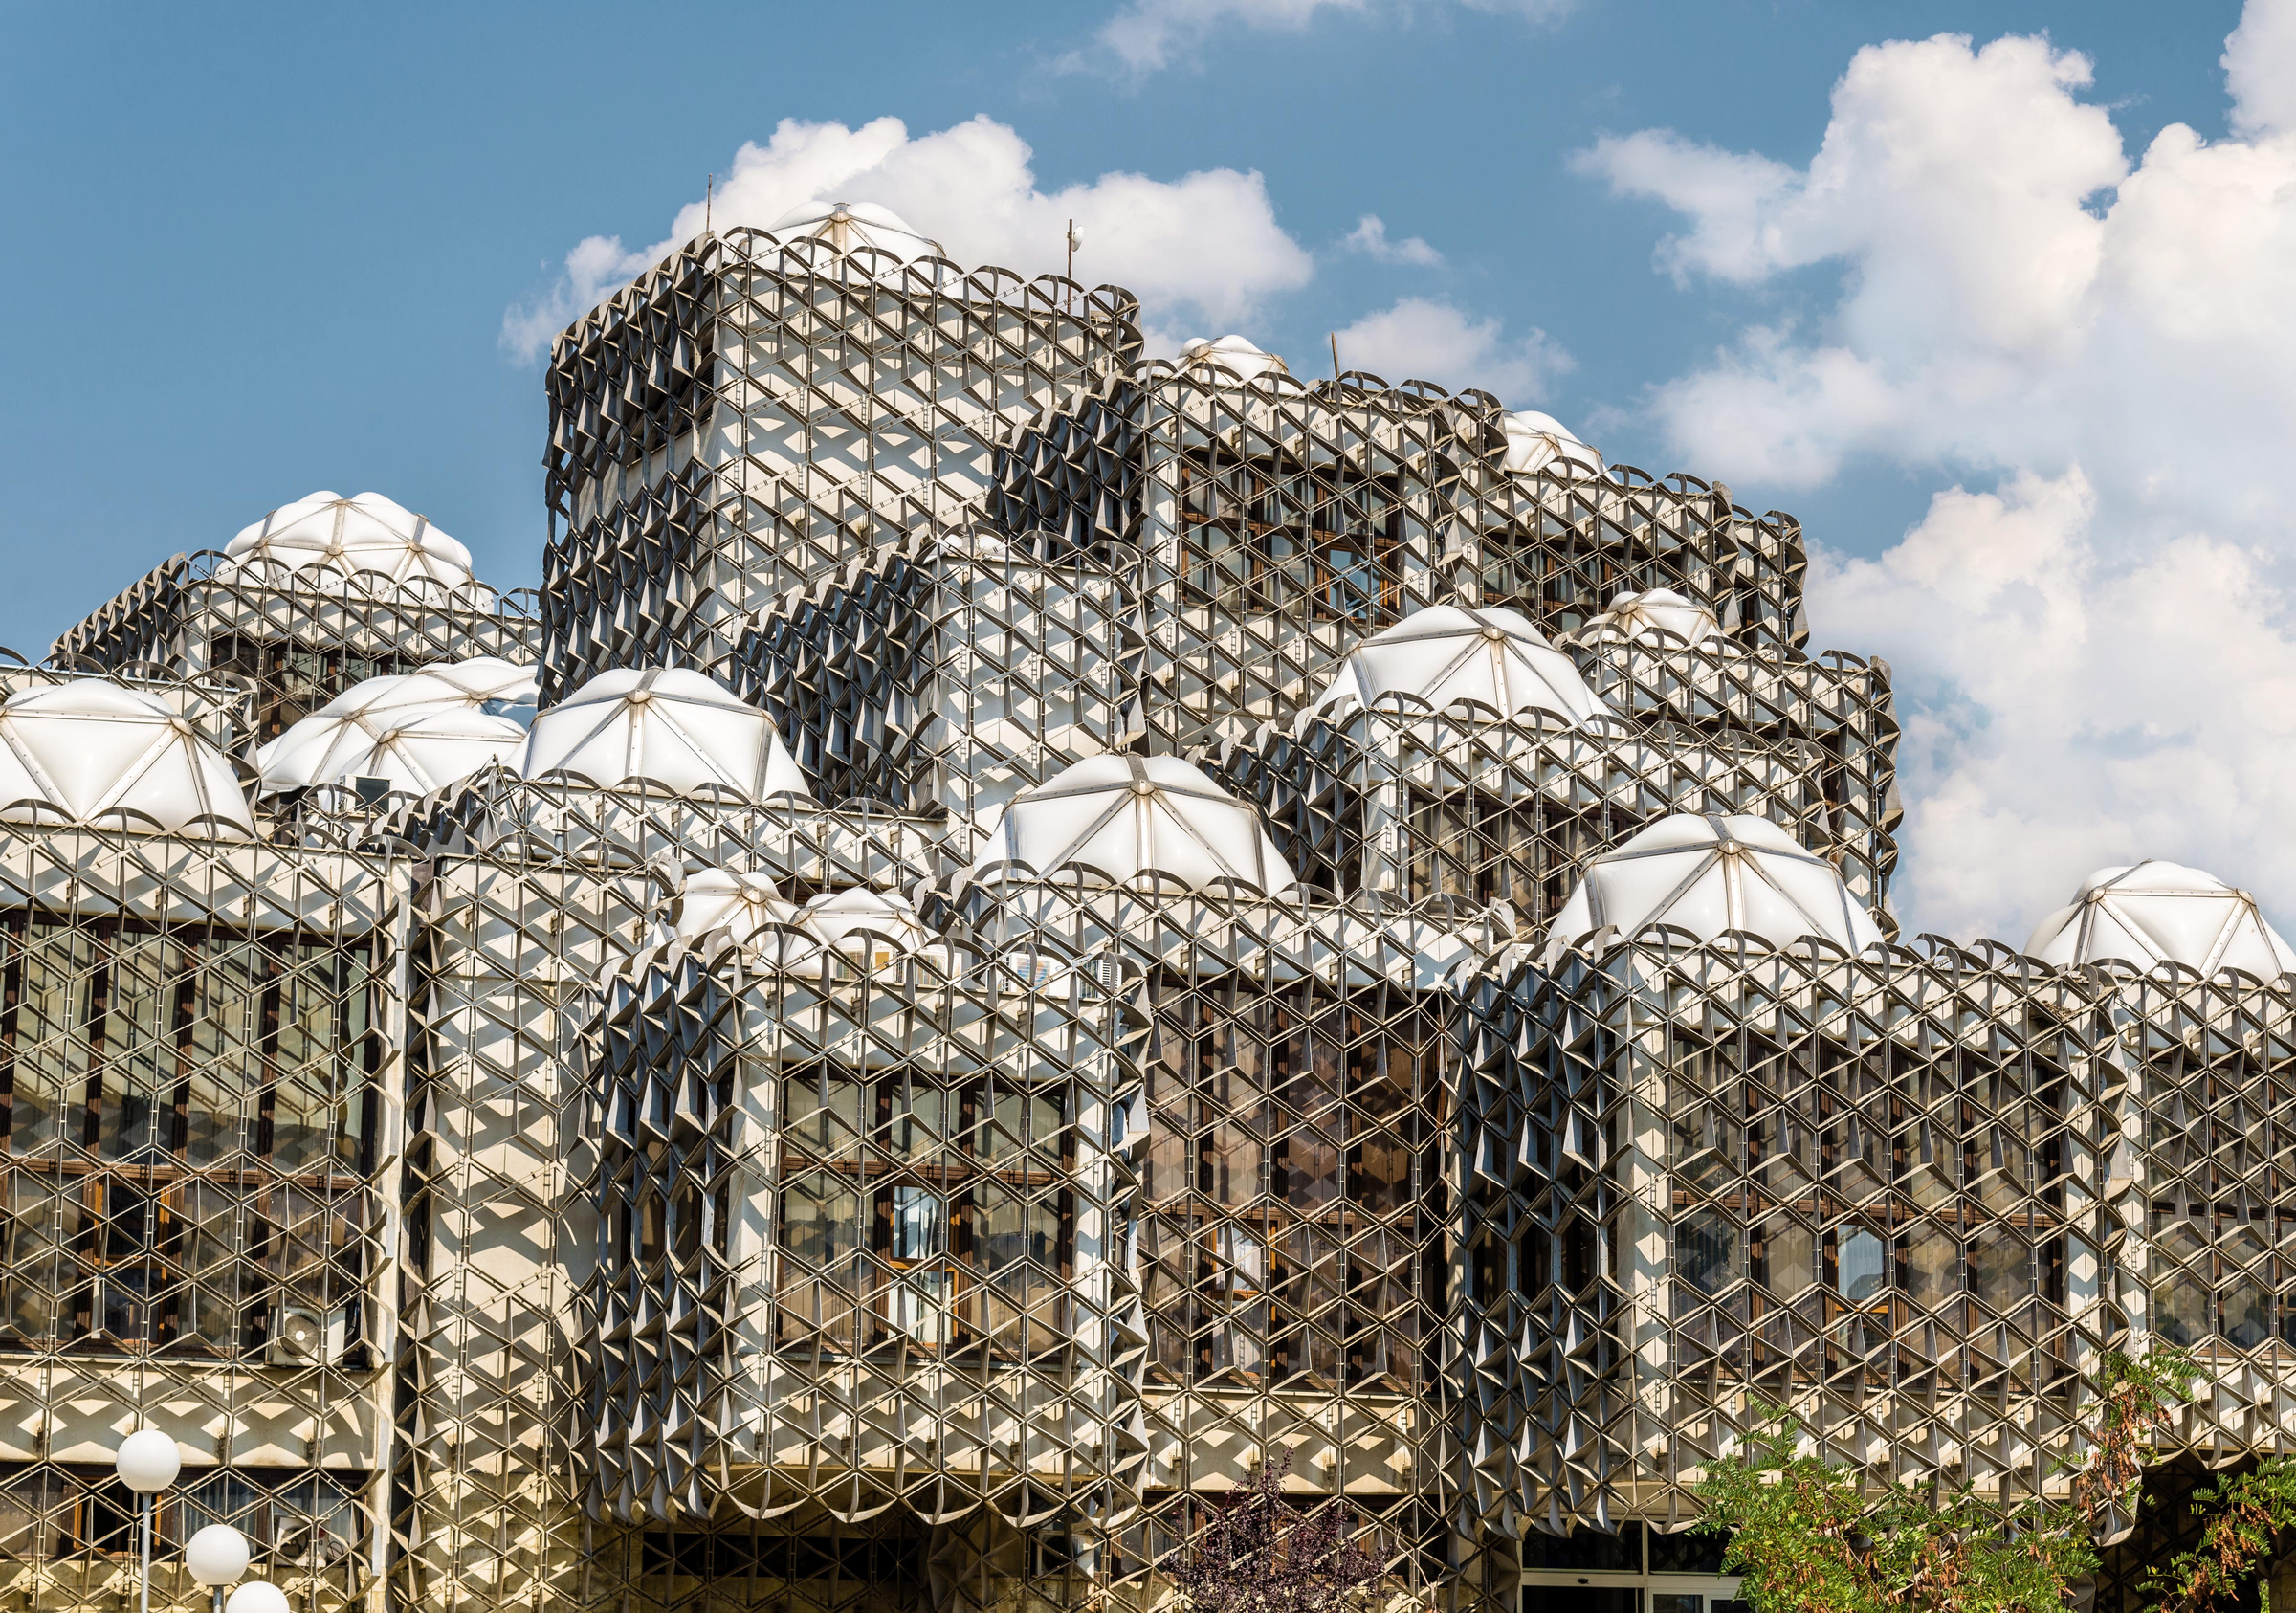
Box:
left=227, top=1582, right=292, bottom=1613
left=114, top=1427, right=181, bottom=1492
left=187, top=1524, right=251, bottom=1613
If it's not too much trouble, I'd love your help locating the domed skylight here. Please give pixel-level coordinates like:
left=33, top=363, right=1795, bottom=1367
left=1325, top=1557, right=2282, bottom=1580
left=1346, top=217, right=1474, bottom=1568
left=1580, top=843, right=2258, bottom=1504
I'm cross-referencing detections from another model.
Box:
left=969, top=754, right=1297, bottom=894
left=255, top=658, right=539, bottom=799
left=1177, top=335, right=1289, bottom=385
left=1543, top=813, right=1881, bottom=963
left=766, top=201, right=943, bottom=260
left=1500, top=410, right=1603, bottom=477
left=520, top=668, right=811, bottom=799
left=1308, top=604, right=1609, bottom=726
left=220, top=492, right=477, bottom=589
left=1575, top=587, right=1725, bottom=646
left=2027, top=861, right=2296, bottom=978
left=660, top=872, right=931, bottom=969
left=0, top=681, right=253, bottom=837
left=665, top=870, right=804, bottom=944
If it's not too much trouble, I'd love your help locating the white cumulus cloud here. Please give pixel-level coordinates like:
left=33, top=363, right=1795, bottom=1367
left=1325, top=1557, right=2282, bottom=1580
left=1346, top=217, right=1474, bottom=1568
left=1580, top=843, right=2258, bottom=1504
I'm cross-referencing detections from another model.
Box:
left=1581, top=0, right=2296, bottom=942
left=1343, top=213, right=1444, bottom=266
left=1083, top=0, right=1572, bottom=77
left=503, top=115, right=1314, bottom=362
left=1332, top=297, right=1572, bottom=402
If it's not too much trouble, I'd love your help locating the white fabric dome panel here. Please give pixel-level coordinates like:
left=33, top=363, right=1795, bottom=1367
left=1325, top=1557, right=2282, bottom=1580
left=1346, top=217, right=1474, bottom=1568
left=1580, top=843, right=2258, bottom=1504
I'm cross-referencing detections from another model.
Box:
left=1544, top=812, right=1881, bottom=962
left=520, top=668, right=811, bottom=800
left=1310, top=604, right=1609, bottom=726
left=970, top=754, right=1297, bottom=894
left=1500, top=409, right=1603, bottom=477
left=0, top=681, right=253, bottom=837
left=220, top=490, right=477, bottom=589
left=2027, top=860, right=2296, bottom=979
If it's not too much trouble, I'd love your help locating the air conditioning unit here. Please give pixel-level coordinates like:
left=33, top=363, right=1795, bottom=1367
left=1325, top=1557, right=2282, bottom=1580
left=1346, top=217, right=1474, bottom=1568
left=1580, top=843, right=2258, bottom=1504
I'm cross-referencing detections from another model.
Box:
left=267, top=1305, right=346, bottom=1368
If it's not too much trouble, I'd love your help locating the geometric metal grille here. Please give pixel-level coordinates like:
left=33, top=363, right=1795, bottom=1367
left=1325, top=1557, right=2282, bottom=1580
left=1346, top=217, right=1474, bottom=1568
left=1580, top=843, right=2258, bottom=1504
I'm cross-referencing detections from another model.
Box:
left=540, top=232, right=1141, bottom=702
left=390, top=851, right=654, bottom=1613
left=928, top=876, right=1509, bottom=1613
left=2111, top=966, right=2296, bottom=1462
left=1456, top=929, right=2122, bottom=1571
left=991, top=362, right=1811, bottom=758
left=1203, top=707, right=1846, bottom=924
left=0, top=822, right=405, bottom=1613
left=574, top=895, right=1144, bottom=1613
left=1565, top=624, right=1899, bottom=928
left=731, top=527, right=1143, bottom=820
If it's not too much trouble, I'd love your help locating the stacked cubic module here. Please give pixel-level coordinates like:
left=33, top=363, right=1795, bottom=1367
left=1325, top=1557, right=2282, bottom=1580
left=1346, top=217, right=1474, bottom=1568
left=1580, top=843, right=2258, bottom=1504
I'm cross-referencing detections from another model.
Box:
left=2026, top=869, right=2296, bottom=1450
left=731, top=526, right=1147, bottom=822
left=379, top=669, right=960, bottom=1611
left=1199, top=605, right=1855, bottom=932
left=54, top=492, right=541, bottom=746
left=539, top=218, right=1143, bottom=700
left=576, top=876, right=1139, bottom=1613
left=0, top=678, right=408, bottom=1612
left=990, top=350, right=1810, bottom=760
left=1453, top=818, right=2120, bottom=1600
left=1562, top=591, right=1899, bottom=931
left=942, top=759, right=1501, bottom=1613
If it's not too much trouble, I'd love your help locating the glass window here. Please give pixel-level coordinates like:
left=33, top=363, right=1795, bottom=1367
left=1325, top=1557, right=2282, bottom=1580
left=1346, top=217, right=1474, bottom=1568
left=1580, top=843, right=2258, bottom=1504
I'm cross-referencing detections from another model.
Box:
left=1676, top=1211, right=1740, bottom=1297
left=1968, top=1226, right=2029, bottom=1314
left=773, top=1068, right=1072, bottom=1353
left=1837, top=1228, right=1887, bottom=1307
left=1903, top=1229, right=1960, bottom=1309
left=0, top=918, right=376, bottom=1359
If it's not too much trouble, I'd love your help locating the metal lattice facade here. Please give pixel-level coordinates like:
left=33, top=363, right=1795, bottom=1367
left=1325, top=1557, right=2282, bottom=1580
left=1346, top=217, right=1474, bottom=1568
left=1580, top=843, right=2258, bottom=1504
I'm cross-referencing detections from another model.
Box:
left=0, top=825, right=407, bottom=1612
left=539, top=232, right=1142, bottom=701
left=54, top=553, right=542, bottom=746
left=6, top=214, right=2296, bottom=1613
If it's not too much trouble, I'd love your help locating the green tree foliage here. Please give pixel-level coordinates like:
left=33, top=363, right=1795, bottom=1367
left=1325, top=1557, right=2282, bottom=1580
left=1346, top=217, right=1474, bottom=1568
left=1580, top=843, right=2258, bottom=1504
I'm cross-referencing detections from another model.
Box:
left=1696, top=1350, right=2205, bottom=1613
left=2146, top=1461, right=2296, bottom=1613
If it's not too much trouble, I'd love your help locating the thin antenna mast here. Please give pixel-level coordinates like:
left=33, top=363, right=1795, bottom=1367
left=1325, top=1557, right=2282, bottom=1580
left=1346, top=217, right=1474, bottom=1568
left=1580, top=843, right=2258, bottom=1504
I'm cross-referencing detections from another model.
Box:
left=705, top=174, right=714, bottom=234
left=1065, top=218, right=1080, bottom=312
left=1330, top=332, right=1341, bottom=385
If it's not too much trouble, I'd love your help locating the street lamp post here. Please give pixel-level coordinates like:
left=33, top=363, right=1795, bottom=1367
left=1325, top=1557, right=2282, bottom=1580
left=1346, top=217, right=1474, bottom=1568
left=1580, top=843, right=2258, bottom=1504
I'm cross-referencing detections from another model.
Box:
left=187, top=1524, right=251, bottom=1613
left=115, top=1428, right=181, bottom=1613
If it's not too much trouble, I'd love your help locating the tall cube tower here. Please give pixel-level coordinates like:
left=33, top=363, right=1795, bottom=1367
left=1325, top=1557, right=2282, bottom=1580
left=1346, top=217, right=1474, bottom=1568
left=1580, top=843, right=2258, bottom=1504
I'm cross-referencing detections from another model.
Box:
left=539, top=208, right=1143, bottom=700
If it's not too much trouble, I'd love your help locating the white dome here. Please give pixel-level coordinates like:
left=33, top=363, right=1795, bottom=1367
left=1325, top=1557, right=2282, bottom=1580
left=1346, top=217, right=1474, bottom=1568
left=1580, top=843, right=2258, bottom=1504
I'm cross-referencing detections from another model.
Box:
left=520, top=668, right=811, bottom=799
left=793, top=888, right=934, bottom=955
left=658, top=872, right=932, bottom=971
left=2026, top=861, right=2296, bottom=978
left=1577, top=587, right=1725, bottom=646
left=257, top=659, right=539, bottom=799
left=1544, top=813, right=1881, bottom=963
left=257, top=705, right=526, bottom=800
left=220, top=492, right=476, bottom=589
left=1500, top=410, right=1603, bottom=477
left=0, top=681, right=253, bottom=838
left=1178, top=335, right=1289, bottom=384
left=307, top=657, right=538, bottom=724
left=664, top=870, right=805, bottom=944
left=970, top=755, right=1297, bottom=894
left=1309, top=604, right=1609, bottom=727
left=766, top=200, right=942, bottom=259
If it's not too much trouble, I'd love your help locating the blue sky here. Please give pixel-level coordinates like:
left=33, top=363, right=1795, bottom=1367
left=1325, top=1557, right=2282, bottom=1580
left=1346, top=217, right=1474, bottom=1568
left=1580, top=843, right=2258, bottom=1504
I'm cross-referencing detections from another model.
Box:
left=4, top=0, right=2292, bottom=940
